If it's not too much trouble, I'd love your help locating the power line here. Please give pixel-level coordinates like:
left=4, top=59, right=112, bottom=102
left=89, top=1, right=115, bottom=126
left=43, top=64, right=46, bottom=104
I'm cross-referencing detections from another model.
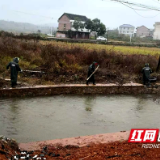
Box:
left=120, top=2, right=151, bottom=11
left=150, top=0, right=160, bottom=5
left=120, top=2, right=160, bottom=18
left=12, top=10, right=54, bottom=19
left=110, top=0, right=160, bottom=11
left=2, top=7, right=54, bottom=20
left=132, top=9, right=160, bottom=18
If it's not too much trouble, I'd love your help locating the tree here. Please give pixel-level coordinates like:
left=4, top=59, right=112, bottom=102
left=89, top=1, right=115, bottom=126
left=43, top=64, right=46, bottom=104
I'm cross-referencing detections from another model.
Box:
left=72, top=19, right=85, bottom=38
left=84, top=19, right=93, bottom=32
left=92, top=18, right=106, bottom=36
left=97, top=23, right=106, bottom=36
left=73, top=18, right=107, bottom=39
left=92, top=18, right=101, bottom=32
left=79, top=22, right=84, bottom=31
left=84, top=18, right=106, bottom=38
left=37, top=30, right=41, bottom=34
left=73, top=20, right=84, bottom=31
left=73, top=20, right=80, bottom=31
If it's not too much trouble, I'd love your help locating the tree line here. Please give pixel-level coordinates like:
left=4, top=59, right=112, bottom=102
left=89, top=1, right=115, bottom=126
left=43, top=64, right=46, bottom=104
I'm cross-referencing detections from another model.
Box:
left=72, top=18, right=106, bottom=37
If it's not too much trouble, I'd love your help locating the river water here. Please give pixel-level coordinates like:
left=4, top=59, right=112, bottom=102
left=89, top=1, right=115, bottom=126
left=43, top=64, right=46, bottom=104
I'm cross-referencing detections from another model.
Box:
left=0, top=95, right=160, bottom=143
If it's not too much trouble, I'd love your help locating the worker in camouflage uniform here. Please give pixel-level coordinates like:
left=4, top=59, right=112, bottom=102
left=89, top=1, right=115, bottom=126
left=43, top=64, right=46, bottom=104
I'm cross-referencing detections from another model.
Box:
left=142, top=63, right=152, bottom=86
left=86, top=62, right=98, bottom=85
left=7, top=57, right=22, bottom=88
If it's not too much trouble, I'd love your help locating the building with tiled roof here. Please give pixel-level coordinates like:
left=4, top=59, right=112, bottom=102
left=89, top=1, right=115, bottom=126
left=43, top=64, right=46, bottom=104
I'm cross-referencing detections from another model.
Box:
left=136, top=25, right=152, bottom=38
left=56, top=13, right=90, bottom=39
left=58, top=13, right=88, bottom=22
left=119, top=24, right=134, bottom=28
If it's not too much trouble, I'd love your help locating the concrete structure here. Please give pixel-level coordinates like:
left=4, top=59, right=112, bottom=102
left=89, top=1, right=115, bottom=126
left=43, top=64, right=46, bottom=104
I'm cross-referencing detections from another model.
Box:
left=119, top=24, right=135, bottom=36
left=0, top=83, right=160, bottom=98
left=136, top=25, right=151, bottom=38
left=153, top=22, right=160, bottom=40
left=56, top=13, right=90, bottom=39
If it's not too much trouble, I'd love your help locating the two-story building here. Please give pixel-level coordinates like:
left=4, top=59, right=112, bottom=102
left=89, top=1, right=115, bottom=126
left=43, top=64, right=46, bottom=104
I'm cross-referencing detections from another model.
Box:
left=56, top=13, right=90, bottom=39
left=136, top=25, right=152, bottom=38
left=153, top=22, right=160, bottom=40
left=119, top=24, right=135, bottom=36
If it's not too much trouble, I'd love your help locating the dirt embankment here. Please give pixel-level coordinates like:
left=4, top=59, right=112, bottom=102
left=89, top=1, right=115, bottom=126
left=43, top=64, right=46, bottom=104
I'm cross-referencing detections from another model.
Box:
left=0, top=136, right=19, bottom=160
left=1, top=137, right=160, bottom=160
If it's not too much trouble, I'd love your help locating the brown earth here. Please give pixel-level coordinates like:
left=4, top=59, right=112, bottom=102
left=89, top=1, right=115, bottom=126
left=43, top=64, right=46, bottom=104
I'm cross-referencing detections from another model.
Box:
left=35, top=141, right=160, bottom=160
left=0, top=78, right=30, bottom=89
left=1, top=140, right=160, bottom=160
left=0, top=138, right=20, bottom=160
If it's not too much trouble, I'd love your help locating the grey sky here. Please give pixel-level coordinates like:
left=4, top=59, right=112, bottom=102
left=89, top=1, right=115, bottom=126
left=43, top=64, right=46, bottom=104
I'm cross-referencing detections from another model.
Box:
left=1, top=0, right=160, bottom=29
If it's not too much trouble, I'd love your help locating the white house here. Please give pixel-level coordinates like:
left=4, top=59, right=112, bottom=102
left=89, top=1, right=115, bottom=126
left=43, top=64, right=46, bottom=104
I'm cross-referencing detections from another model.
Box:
left=153, top=22, right=160, bottom=40
left=119, top=24, right=135, bottom=36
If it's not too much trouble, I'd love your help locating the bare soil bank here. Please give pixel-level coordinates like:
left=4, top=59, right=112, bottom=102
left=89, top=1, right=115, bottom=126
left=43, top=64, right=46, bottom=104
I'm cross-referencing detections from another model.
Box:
left=1, top=139, right=160, bottom=160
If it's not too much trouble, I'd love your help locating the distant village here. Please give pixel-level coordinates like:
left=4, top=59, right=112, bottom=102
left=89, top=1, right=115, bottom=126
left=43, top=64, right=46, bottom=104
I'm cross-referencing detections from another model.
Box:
left=1, top=12, right=160, bottom=41
left=56, top=13, right=160, bottom=40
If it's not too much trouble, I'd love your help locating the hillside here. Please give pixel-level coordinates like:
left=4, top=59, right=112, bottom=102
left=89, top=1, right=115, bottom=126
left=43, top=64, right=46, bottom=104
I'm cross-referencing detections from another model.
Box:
left=0, top=20, right=57, bottom=34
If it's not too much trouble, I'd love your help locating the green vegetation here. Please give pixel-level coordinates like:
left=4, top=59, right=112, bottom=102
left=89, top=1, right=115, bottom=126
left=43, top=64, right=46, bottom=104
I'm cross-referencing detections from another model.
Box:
left=85, top=18, right=106, bottom=37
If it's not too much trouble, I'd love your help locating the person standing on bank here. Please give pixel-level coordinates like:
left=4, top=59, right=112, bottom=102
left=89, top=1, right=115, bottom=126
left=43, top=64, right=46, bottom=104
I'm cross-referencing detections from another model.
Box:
left=7, top=57, right=22, bottom=88
left=86, top=62, right=98, bottom=85
left=142, top=63, right=152, bottom=86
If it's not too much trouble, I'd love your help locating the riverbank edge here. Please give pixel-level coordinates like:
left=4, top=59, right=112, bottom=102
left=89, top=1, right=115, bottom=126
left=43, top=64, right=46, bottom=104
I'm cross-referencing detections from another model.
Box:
left=19, top=131, right=130, bottom=151
left=0, top=83, right=160, bottom=98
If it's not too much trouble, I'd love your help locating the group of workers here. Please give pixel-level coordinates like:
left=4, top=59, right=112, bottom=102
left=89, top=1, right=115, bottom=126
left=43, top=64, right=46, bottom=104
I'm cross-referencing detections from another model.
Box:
left=86, top=62, right=153, bottom=86
left=6, top=57, right=153, bottom=88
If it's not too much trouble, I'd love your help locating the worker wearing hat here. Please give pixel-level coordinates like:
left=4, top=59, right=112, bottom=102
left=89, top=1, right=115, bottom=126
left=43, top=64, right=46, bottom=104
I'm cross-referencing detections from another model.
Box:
left=7, top=57, right=22, bottom=88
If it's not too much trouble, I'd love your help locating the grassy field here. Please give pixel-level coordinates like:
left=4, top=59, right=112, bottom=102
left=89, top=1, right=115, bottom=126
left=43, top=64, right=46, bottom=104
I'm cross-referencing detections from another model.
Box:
left=0, top=37, right=160, bottom=86
left=41, top=41, right=160, bottom=55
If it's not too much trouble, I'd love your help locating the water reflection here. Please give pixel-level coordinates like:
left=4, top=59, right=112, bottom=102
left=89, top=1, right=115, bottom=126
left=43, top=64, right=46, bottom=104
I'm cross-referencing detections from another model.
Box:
left=136, top=94, right=157, bottom=111
left=84, top=96, right=95, bottom=111
left=136, top=98, right=145, bottom=111
left=10, top=99, right=19, bottom=114
left=7, top=99, right=20, bottom=136
left=1, top=95, right=160, bottom=143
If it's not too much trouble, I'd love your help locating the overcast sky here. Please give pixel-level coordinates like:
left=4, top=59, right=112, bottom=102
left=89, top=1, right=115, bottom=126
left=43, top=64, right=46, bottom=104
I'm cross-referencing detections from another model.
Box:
left=1, top=0, right=160, bottom=29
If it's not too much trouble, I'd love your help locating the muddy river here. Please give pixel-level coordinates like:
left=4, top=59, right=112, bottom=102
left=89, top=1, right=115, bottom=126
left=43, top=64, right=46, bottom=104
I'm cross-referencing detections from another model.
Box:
left=0, top=95, right=160, bottom=143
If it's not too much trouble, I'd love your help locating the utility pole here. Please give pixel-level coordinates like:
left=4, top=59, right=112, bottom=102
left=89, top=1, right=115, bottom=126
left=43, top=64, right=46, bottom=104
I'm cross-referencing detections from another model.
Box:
left=51, top=26, right=52, bottom=36
left=130, top=34, right=132, bottom=43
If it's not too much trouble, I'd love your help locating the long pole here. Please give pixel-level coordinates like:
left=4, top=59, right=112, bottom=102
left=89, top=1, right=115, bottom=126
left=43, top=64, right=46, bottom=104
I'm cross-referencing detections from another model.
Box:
left=86, top=65, right=99, bottom=81
left=22, top=70, right=45, bottom=73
